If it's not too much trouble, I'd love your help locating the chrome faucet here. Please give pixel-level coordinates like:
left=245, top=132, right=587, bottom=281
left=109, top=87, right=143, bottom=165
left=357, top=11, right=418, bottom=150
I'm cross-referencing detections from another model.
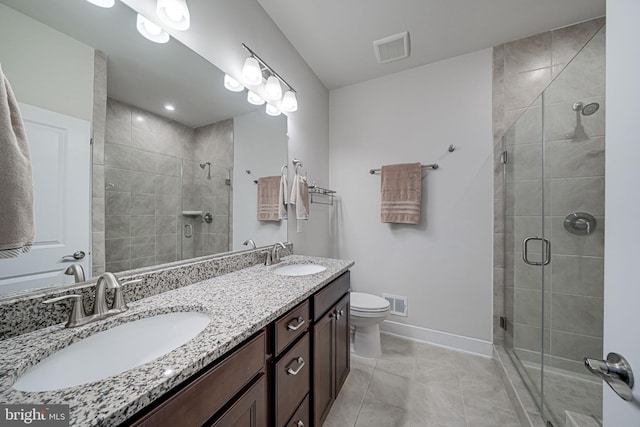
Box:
left=64, top=264, right=86, bottom=283
left=243, top=239, right=256, bottom=249
left=265, top=242, right=287, bottom=266
left=43, top=273, right=141, bottom=328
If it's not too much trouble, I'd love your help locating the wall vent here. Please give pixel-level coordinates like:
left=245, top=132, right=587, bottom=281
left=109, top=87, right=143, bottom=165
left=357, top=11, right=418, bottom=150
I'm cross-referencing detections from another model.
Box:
left=382, top=293, right=408, bottom=317
left=373, top=32, right=410, bottom=64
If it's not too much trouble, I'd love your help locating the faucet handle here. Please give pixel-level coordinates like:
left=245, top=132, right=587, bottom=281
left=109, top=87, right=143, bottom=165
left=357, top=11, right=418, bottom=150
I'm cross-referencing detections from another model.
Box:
left=110, top=278, right=141, bottom=313
left=44, top=294, right=86, bottom=328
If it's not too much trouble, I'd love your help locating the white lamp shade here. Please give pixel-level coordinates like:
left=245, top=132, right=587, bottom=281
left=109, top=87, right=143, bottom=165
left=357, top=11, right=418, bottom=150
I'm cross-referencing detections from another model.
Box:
left=265, top=103, right=281, bottom=117
left=224, top=74, right=245, bottom=92
left=136, top=14, right=170, bottom=44
left=247, top=91, right=265, bottom=106
left=157, top=0, right=191, bottom=31
left=85, top=0, right=115, bottom=7
left=242, top=57, right=262, bottom=86
left=264, top=76, right=282, bottom=101
left=281, top=90, right=298, bottom=112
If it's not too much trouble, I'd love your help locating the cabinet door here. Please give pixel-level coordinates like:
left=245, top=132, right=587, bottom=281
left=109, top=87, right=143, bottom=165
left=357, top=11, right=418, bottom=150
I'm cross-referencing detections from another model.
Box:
left=312, top=308, right=334, bottom=426
left=334, top=294, right=350, bottom=394
left=209, top=375, right=267, bottom=427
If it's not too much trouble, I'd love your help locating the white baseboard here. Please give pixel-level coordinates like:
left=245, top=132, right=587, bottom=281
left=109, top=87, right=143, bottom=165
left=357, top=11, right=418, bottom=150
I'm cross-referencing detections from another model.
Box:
left=379, top=320, right=493, bottom=357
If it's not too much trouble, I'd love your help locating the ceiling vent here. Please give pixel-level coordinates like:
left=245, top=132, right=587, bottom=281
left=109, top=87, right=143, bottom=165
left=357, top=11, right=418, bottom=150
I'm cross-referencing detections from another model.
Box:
left=373, top=31, right=410, bottom=64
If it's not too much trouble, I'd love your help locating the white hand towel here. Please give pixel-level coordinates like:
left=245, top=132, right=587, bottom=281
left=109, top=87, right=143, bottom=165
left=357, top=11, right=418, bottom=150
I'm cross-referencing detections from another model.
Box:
left=278, top=173, right=288, bottom=220
left=289, top=174, right=309, bottom=233
left=0, top=64, right=34, bottom=258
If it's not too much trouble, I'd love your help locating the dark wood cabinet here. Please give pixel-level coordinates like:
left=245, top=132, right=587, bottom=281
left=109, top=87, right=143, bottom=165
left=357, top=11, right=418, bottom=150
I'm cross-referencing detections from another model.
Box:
left=311, top=272, right=351, bottom=427
left=208, top=375, right=267, bottom=427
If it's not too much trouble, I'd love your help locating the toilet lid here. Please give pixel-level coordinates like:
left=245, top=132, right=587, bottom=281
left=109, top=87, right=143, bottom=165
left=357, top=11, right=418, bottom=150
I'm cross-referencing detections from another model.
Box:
left=350, top=292, right=390, bottom=312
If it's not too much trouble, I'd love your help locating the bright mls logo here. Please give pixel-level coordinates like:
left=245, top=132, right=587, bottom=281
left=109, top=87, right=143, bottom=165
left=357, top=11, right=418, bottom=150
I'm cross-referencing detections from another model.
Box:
left=1, top=405, right=69, bottom=426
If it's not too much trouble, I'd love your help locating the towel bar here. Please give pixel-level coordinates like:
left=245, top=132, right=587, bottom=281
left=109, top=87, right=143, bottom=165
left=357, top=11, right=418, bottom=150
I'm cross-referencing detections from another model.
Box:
left=369, top=163, right=438, bottom=174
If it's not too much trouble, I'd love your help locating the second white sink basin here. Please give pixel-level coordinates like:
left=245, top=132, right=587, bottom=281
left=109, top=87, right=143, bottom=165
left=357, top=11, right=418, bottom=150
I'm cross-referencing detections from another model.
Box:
left=13, top=312, right=210, bottom=392
left=273, top=263, right=326, bottom=276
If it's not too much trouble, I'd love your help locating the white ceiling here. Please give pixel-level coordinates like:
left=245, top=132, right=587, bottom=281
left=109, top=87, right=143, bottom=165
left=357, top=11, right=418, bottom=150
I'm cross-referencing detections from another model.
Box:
left=257, top=0, right=606, bottom=90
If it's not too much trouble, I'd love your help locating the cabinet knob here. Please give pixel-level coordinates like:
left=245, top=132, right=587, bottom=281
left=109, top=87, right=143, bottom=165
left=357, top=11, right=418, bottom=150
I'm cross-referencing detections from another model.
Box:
left=296, top=421, right=305, bottom=427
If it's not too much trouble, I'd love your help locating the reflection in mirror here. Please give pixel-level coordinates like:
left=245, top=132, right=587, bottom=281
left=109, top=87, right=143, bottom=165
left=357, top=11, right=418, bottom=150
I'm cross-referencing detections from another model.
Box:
left=0, top=0, right=288, bottom=296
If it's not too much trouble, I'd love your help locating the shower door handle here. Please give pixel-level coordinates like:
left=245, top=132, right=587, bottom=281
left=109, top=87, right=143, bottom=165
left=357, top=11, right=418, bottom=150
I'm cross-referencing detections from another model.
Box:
left=522, top=237, right=550, bottom=266
left=585, top=353, right=635, bottom=401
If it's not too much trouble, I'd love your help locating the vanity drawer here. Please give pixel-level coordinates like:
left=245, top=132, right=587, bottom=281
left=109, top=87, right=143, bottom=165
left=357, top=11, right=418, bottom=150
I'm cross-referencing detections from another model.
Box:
left=313, top=271, right=350, bottom=321
left=274, top=333, right=310, bottom=427
left=274, top=300, right=310, bottom=356
left=129, top=331, right=265, bottom=427
left=285, top=394, right=310, bottom=427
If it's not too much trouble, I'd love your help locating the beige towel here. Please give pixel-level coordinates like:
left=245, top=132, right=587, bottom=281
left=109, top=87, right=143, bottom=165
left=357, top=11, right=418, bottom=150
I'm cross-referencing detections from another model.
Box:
left=278, top=173, right=288, bottom=220
left=289, top=174, right=309, bottom=220
left=257, top=176, right=281, bottom=221
left=380, top=162, right=422, bottom=224
left=0, top=64, right=34, bottom=258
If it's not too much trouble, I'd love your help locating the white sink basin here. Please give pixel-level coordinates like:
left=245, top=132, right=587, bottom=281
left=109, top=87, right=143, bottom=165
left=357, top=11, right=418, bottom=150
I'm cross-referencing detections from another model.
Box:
left=13, top=312, right=210, bottom=392
left=273, top=263, right=326, bottom=276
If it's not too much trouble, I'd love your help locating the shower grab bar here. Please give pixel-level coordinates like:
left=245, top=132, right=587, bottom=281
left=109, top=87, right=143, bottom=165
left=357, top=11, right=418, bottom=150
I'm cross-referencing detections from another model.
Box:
left=369, top=163, right=438, bottom=174
left=522, top=237, right=551, bottom=266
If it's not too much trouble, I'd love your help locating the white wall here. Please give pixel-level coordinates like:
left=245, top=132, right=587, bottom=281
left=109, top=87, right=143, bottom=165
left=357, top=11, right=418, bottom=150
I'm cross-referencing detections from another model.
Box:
left=124, top=0, right=331, bottom=257
left=0, top=4, right=94, bottom=121
left=603, top=0, right=640, bottom=424
left=330, top=49, right=494, bottom=354
left=233, top=110, right=288, bottom=250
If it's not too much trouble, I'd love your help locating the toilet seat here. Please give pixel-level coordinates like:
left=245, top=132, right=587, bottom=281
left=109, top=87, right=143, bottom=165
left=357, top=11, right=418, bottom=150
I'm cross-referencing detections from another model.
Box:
left=350, top=292, right=390, bottom=313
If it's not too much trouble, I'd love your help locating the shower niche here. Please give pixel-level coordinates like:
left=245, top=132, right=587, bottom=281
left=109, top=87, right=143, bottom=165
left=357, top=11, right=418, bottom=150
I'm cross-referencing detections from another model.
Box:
left=502, top=24, right=605, bottom=427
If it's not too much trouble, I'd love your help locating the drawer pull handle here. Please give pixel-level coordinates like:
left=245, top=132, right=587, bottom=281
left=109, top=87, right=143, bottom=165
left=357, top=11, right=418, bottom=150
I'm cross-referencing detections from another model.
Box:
left=287, top=316, right=306, bottom=331
left=286, top=357, right=306, bottom=375
left=296, top=421, right=305, bottom=427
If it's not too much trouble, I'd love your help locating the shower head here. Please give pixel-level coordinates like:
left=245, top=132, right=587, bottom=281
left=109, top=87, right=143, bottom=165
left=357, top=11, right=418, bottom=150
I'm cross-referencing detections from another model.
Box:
left=581, top=102, right=600, bottom=116
left=572, top=101, right=600, bottom=116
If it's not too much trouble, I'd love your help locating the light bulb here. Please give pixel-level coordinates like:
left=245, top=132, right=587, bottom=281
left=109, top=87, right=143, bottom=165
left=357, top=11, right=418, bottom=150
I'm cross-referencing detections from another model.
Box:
left=136, top=14, right=170, bottom=43
left=281, top=90, right=298, bottom=112
left=224, top=74, right=245, bottom=92
left=266, top=103, right=281, bottom=117
left=164, top=104, right=175, bottom=111
left=242, top=57, right=262, bottom=86
left=85, top=0, right=115, bottom=7
left=247, top=91, right=265, bottom=106
left=264, top=75, right=282, bottom=101
left=157, top=0, right=191, bottom=31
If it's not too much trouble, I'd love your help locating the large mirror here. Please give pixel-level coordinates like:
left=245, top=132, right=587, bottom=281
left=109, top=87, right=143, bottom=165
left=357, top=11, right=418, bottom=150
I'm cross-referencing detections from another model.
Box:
left=0, top=0, right=288, bottom=296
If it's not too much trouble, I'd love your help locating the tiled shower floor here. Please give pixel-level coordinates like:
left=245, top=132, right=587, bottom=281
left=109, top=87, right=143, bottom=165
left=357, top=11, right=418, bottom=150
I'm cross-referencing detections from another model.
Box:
left=323, top=334, right=521, bottom=427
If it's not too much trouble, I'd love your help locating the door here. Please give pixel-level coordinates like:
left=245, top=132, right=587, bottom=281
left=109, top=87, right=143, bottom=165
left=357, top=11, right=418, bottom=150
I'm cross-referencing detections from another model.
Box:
left=0, top=103, right=91, bottom=294
left=313, top=308, right=334, bottom=426
left=601, top=0, right=640, bottom=424
left=209, top=375, right=267, bottom=427
left=334, top=294, right=350, bottom=393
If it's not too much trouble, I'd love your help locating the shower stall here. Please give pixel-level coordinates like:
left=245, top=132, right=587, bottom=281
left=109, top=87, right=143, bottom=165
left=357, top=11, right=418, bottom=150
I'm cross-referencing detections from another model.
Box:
left=180, top=159, right=231, bottom=260
left=502, top=24, right=605, bottom=427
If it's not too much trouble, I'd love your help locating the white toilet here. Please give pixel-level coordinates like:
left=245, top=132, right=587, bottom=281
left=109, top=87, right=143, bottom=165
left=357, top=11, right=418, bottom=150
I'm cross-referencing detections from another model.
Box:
left=350, top=292, right=390, bottom=358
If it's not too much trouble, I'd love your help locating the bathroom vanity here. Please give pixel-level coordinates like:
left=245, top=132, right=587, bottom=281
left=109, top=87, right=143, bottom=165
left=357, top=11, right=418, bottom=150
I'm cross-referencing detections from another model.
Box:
left=0, top=254, right=353, bottom=427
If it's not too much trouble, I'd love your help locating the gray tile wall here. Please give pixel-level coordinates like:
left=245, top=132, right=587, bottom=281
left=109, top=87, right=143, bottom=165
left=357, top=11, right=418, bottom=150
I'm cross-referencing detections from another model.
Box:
left=104, top=98, right=194, bottom=272
left=493, top=19, right=605, bottom=373
left=92, top=51, right=107, bottom=277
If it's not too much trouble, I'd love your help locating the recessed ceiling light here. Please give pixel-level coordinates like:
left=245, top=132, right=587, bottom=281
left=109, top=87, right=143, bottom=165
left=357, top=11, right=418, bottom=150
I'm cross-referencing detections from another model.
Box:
left=164, top=104, right=175, bottom=111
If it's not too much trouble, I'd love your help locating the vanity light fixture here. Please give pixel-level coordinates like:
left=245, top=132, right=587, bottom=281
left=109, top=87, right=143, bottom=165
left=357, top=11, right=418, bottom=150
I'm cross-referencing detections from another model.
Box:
left=240, top=43, right=298, bottom=113
left=247, top=91, right=265, bottom=106
left=136, top=14, right=170, bottom=44
left=242, top=57, right=262, bottom=86
left=281, top=90, right=298, bottom=113
left=157, top=0, right=191, bottom=31
left=223, top=74, right=245, bottom=92
left=264, top=76, right=282, bottom=101
left=85, top=0, right=115, bottom=7
left=265, top=103, right=281, bottom=117
left=164, top=104, right=175, bottom=111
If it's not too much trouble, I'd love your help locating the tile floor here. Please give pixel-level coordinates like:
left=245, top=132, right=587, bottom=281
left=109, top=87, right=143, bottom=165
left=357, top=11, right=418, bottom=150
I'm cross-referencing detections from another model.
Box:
left=323, top=334, right=521, bottom=427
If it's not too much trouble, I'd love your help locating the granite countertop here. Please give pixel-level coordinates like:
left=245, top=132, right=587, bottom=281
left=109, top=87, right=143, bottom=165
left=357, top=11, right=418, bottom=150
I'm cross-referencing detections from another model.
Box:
left=0, top=255, right=354, bottom=426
